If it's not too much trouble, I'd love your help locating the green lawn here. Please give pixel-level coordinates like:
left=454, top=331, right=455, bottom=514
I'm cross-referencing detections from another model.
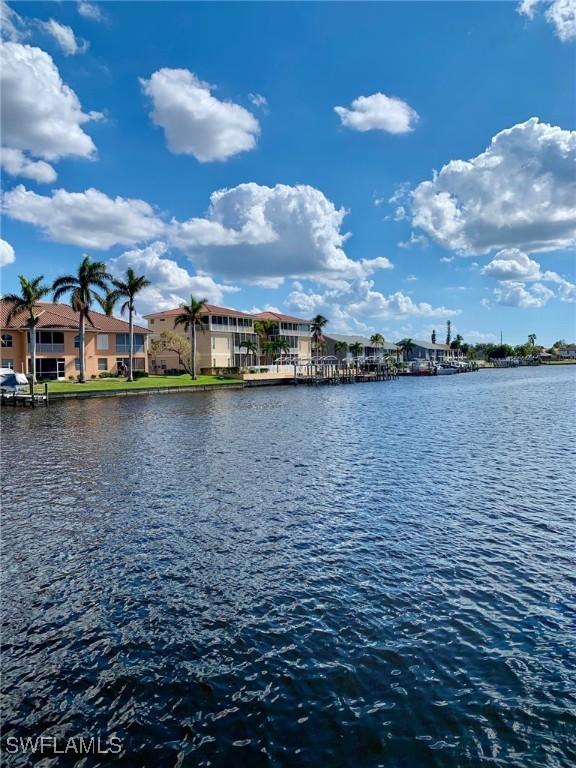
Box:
left=542, top=360, right=576, bottom=365
left=35, top=374, right=240, bottom=394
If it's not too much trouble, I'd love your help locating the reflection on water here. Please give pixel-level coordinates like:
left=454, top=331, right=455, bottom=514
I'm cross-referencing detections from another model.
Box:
left=1, top=366, right=575, bottom=767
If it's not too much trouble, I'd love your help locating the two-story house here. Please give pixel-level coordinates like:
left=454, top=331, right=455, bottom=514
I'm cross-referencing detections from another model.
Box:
left=253, top=311, right=312, bottom=362
left=324, top=333, right=401, bottom=361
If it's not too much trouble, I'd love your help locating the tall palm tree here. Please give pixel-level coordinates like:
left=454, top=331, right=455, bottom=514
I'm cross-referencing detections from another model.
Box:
left=173, top=295, right=208, bottom=379
left=528, top=333, right=537, bottom=347
left=106, top=268, right=151, bottom=381
left=334, top=340, right=349, bottom=361
left=254, top=319, right=276, bottom=364
left=239, top=338, right=258, bottom=369
left=431, top=329, right=437, bottom=344
left=398, top=337, right=415, bottom=362
left=99, top=292, right=118, bottom=318
left=310, top=314, right=328, bottom=361
left=3, top=275, right=50, bottom=384
left=52, top=256, right=111, bottom=383
left=370, top=333, right=384, bottom=358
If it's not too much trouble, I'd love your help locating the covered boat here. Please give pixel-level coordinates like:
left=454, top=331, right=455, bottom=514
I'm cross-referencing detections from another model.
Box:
left=0, top=368, right=29, bottom=392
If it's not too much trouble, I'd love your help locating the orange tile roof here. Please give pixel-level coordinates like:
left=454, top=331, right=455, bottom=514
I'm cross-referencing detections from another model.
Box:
left=144, top=303, right=254, bottom=320
left=0, top=301, right=149, bottom=333
left=253, top=311, right=310, bottom=324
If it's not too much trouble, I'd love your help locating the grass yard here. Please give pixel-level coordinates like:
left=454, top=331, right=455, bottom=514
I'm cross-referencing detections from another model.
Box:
left=541, top=360, right=576, bottom=365
left=35, top=374, right=240, bottom=394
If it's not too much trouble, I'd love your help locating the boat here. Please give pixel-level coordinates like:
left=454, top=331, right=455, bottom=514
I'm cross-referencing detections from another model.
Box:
left=437, top=364, right=459, bottom=375
left=0, top=368, right=29, bottom=393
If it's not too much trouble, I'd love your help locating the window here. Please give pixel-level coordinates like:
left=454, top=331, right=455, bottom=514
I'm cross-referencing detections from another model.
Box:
left=1, top=334, right=13, bottom=348
left=116, top=333, right=144, bottom=353
left=2, top=359, right=14, bottom=369
left=149, top=319, right=154, bottom=325
left=98, top=358, right=107, bottom=371
left=97, top=334, right=109, bottom=350
left=74, top=335, right=80, bottom=348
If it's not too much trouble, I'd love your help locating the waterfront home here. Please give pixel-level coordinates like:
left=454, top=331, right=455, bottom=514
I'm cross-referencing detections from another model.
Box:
left=402, top=340, right=462, bottom=362
left=253, top=311, right=312, bottom=362
left=559, top=344, right=576, bottom=360
left=0, top=301, right=150, bottom=379
left=145, top=304, right=259, bottom=373
left=325, top=333, right=401, bottom=361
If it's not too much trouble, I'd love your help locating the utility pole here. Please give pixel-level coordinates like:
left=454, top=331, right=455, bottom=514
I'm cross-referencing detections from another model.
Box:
left=500, top=330, right=503, bottom=345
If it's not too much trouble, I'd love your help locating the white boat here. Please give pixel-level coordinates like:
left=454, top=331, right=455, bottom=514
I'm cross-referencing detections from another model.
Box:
left=0, top=368, right=29, bottom=392
left=437, top=364, right=459, bottom=375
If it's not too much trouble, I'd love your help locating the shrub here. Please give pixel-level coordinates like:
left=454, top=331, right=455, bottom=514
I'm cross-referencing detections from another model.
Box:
left=133, top=370, right=149, bottom=379
left=91, top=374, right=97, bottom=379
left=99, top=371, right=114, bottom=378
left=68, top=376, right=75, bottom=381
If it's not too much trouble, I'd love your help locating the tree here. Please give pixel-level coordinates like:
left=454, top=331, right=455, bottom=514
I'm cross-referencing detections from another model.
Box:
left=254, top=319, right=276, bottom=364
left=334, top=340, right=349, bottom=361
left=431, top=329, right=436, bottom=344
left=553, top=339, right=567, bottom=350
left=173, top=295, right=208, bottom=379
left=99, top=293, right=118, bottom=317
left=151, top=331, right=193, bottom=375
left=528, top=333, right=537, bottom=347
left=310, top=314, right=328, bottom=360
left=445, top=320, right=452, bottom=345
left=3, top=275, right=50, bottom=384
left=450, top=333, right=464, bottom=350
left=53, top=256, right=112, bottom=383
left=106, top=268, right=151, bottom=381
left=370, top=333, right=384, bottom=357
left=349, top=341, right=363, bottom=358
left=397, top=337, right=415, bottom=360
left=239, top=338, right=258, bottom=369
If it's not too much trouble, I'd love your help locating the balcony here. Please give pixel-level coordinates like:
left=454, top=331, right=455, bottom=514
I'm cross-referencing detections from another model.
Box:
left=116, top=345, right=145, bottom=354
left=30, top=344, right=65, bottom=353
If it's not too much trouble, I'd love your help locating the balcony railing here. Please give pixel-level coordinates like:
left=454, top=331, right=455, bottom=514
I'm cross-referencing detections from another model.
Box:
left=116, top=346, right=145, bottom=354
left=30, top=343, right=65, bottom=353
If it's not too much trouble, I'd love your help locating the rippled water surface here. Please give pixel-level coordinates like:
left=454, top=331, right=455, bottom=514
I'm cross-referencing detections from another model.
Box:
left=2, top=366, right=575, bottom=767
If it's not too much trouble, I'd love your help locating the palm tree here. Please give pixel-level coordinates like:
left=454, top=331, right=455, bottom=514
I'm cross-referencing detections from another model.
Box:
left=173, top=295, right=208, bottom=379
left=528, top=333, right=537, bottom=347
left=450, top=333, right=464, bottom=350
left=310, top=314, right=328, bottom=361
left=370, top=333, right=384, bottom=358
left=3, top=275, right=50, bottom=384
left=239, top=338, right=258, bottom=369
left=106, top=268, right=151, bottom=381
left=52, top=256, right=111, bottom=383
left=99, top=292, right=118, bottom=318
left=445, top=320, right=452, bottom=345
left=398, top=337, right=415, bottom=361
left=334, top=340, right=349, bottom=361
left=431, top=329, right=437, bottom=344
left=254, top=319, right=276, bottom=364
left=349, top=341, right=363, bottom=359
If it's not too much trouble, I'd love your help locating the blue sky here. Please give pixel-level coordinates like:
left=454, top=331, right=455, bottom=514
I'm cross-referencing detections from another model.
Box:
left=1, top=0, right=574, bottom=346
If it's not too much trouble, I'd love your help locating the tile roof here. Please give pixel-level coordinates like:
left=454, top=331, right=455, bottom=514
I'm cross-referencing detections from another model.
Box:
left=0, top=301, right=149, bottom=333
left=253, top=311, right=310, bottom=324
left=144, top=303, right=254, bottom=320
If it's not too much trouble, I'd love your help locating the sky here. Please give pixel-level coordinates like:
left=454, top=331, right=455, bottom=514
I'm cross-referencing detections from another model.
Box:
left=0, top=0, right=575, bottom=346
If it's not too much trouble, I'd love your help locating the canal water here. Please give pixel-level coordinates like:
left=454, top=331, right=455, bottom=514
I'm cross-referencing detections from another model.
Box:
left=1, top=366, right=575, bottom=767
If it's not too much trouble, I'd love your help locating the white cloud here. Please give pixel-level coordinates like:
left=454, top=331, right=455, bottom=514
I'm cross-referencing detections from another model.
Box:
left=398, top=232, right=428, bottom=249
left=172, top=182, right=393, bottom=283
left=39, top=19, right=88, bottom=56
left=518, top=0, right=576, bottom=42
left=440, top=256, right=454, bottom=263
left=0, top=238, right=15, bottom=266
left=406, top=274, right=418, bottom=282
left=0, top=147, right=57, bottom=183
left=481, top=248, right=543, bottom=280
left=411, top=119, right=576, bottom=255
left=285, top=278, right=460, bottom=334
left=3, top=185, right=165, bottom=249
left=335, top=92, right=419, bottom=134
left=491, top=281, right=554, bottom=308
left=77, top=1, right=105, bottom=22
left=108, top=242, right=239, bottom=315
left=1, top=1, right=26, bottom=41
left=1, top=42, right=101, bottom=160
left=248, top=93, right=268, bottom=109
left=141, top=68, right=260, bottom=162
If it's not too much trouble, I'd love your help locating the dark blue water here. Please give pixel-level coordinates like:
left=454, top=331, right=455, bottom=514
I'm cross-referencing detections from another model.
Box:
left=1, top=366, right=575, bottom=768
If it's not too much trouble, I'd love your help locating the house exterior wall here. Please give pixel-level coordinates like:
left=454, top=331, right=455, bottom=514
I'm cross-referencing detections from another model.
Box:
left=0, top=328, right=148, bottom=379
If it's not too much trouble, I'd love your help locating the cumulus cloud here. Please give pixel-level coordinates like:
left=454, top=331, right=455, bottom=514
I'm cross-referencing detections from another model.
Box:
left=0, top=238, right=15, bottom=266
left=39, top=19, right=88, bottom=56
left=518, top=0, right=576, bottom=42
left=285, top=278, right=460, bottom=334
left=481, top=247, right=576, bottom=303
left=481, top=248, right=543, bottom=280
left=3, top=185, right=165, bottom=249
left=491, top=281, right=554, bottom=308
left=172, top=183, right=393, bottom=283
left=1, top=1, right=26, bottom=41
left=0, top=147, right=57, bottom=183
left=77, top=1, right=105, bottom=22
left=141, top=68, right=260, bottom=162
left=335, top=93, right=419, bottom=134
left=1, top=42, right=101, bottom=160
left=108, top=241, right=239, bottom=315
left=411, top=119, right=576, bottom=255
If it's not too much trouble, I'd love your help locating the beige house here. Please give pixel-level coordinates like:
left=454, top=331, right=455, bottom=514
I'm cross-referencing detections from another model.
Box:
left=144, top=304, right=259, bottom=374
left=0, top=301, right=149, bottom=379
left=253, top=311, right=312, bottom=362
